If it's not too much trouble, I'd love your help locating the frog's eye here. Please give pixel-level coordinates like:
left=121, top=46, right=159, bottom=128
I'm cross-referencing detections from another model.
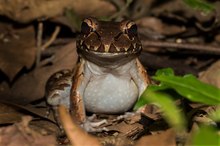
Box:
left=120, top=20, right=138, bottom=39
left=127, top=24, right=137, bottom=38
left=81, top=22, right=91, bottom=35
left=81, top=17, right=98, bottom=35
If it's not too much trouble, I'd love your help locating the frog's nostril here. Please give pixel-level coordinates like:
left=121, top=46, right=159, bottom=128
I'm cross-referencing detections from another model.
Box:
left=98, top=44, right=105, bottom=52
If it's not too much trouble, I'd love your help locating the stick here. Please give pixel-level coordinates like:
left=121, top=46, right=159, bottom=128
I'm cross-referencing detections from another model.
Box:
left=36, top=22, right=43, bottom=67
left=41, top=26, right=60, bottom=51
left=142, top=40, right=220, bottom=55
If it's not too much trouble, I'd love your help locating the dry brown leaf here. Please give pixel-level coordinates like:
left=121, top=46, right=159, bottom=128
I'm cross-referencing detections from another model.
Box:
left=0, top=103, right=24, bottom=124
left=109, top=121, right=144, bottom=138
left=0, top=116, right=56, bottom=146
left=0, top=25, right=36, bottom=81
left=138, top=104, right=161, bottom=120
left=137, top=17, right=186, bottom=36
left=0, top=101, right=58, bottom=136
left=199, top=60, right=220, bottom=88
left=0, top=101, right=56, bottom=123
left=100, top=136, right=134, bottom=146
left=0, top=0, right=116, bottom=23
left=72, top=0, right=115, bottom=18
left=0, top=42, right=77, bottom=104
left=135, top=129, right=176, bottom=146
left=103, top=114, right=145, bottom=139
left=0, top=0, right=73, bottom=23
left=151, top=0, right=216, bottom=24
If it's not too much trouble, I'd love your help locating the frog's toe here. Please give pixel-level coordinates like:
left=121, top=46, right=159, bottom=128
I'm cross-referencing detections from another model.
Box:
left=82, top=119, right=109, bottom=132
left=47, top=93, right=62, bottom=106
left=47, top=92, right=70, bottom=108
left=116, top=112, right=136, bottom=120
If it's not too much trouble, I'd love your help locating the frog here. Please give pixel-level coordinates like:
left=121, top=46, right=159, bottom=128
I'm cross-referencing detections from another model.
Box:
left=46, top=17, right=150, bottom=131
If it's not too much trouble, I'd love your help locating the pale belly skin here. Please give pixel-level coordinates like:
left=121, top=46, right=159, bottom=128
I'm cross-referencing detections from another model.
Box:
left=82, top=59, right=139, bottom=114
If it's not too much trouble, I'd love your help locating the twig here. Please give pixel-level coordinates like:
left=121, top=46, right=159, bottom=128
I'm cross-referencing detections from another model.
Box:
left=39, top=55, right=55, bottom=67
left=41, top=26, right=60, bottom=51
left=36, top=24, right=60, bottom=68
left=142, top=40, right=220, bottom=55
left=36, top=22, right=43, bottom=67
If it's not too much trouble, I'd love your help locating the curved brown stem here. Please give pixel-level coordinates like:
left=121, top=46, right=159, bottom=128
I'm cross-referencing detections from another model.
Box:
left=58, top=105, right=101, bottom=146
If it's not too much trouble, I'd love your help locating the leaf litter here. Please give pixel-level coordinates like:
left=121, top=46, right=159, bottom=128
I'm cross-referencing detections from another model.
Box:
left=0, top=0, right=219, bottom=145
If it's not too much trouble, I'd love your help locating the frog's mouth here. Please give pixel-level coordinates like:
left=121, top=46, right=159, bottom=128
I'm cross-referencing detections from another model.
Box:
left=78, top=48, right=141, bottom=68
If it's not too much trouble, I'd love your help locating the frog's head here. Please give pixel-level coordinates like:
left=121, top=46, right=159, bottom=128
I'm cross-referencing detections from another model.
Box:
left=77, top=17, right=142, bottom=67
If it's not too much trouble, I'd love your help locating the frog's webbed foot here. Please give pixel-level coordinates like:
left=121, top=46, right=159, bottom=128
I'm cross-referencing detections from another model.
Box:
left=82, top=112, right=140, bottom=133
left=81, top=114, right=109, bottom=132
left=116, top=112, right=136, bottom=121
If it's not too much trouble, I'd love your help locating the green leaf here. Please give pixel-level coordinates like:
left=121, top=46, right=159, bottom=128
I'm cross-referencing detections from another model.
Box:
left=153, top=74, right=220, bottom=105
left=64, top=9, right=81, bottom=31
left=209, top=108, right=220, bottom=122
left=155, top=68, right=174, bottom=76
left=183, top=0, right=215, bottom=14
left=135, top=85, right=186, bottom=131
left=191, top=126, right=220, bottom=145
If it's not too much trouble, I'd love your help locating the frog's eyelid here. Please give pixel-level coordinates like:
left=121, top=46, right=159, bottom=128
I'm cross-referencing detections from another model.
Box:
left=127, top=24, right=138, bottom=37
left=83, top=17, right=99, bottom=31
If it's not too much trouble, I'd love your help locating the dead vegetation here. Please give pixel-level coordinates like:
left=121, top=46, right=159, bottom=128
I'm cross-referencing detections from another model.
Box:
left=0, top=0, right=219, bottom=145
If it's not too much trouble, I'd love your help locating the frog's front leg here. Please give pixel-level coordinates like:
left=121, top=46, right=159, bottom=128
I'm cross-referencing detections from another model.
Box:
left=114, top=59, right=150, bottom=121
left=127, top=58, right=151, bottom=117
left=70, top=59, right=88, bottom=124
left=131, top=58, right=151, bottom=98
